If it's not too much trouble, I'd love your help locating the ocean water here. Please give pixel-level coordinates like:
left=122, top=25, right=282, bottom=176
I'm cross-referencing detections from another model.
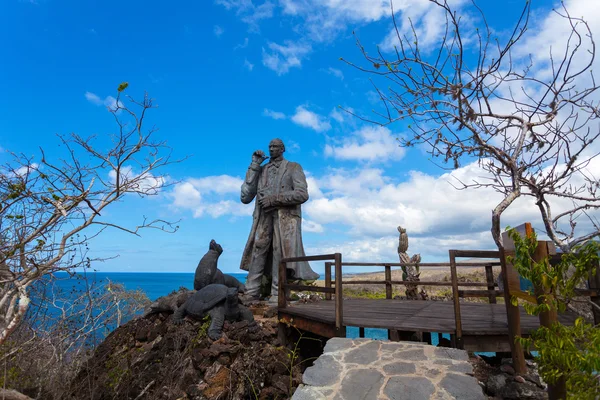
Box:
left=51, top=271, right=249, bottom=301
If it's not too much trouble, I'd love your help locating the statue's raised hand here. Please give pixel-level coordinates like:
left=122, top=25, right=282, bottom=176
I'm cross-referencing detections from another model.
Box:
left=252, top=150, right=268, bottom=165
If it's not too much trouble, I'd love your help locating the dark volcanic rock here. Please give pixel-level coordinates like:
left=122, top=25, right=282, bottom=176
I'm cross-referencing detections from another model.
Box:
left=68, top=309, right=305, bottom=400
left=470, top=355, right=549, bottom=400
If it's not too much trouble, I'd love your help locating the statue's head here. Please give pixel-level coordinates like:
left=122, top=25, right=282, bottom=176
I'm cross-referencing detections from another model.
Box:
left=209, top=239, right=223, bottom=255
left=269, top=138, right=285, bottom=159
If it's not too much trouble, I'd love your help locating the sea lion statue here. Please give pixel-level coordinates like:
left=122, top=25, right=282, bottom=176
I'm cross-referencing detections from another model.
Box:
left=194, top=239, right=246, bottom=292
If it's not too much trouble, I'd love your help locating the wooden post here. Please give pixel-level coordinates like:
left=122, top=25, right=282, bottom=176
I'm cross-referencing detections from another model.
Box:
left=277, top=260, right=288, bottom=346
left=499, top=245, right=527, bottom=374
left=334, top=253, right=345, bottom=337
left=589, top=260, right=600, bottom=326
left=385, top=265, right=392, bottom=299
left=449, top=250, right=463, bottom=349
left=485, top=264, right=497, bottom=304
left=533, top=241, right=558, bottom=327
left=422, top=331, right=432, bottom=345
left=278, top=261, right=287, bottom=310
left=533, top=241, right=565, bottom=400
left=325, top=262, right=332, bottom=301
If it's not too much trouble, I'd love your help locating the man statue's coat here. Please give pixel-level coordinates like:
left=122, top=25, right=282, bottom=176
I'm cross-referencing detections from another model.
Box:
left=240, top=159, right=319, bottom=281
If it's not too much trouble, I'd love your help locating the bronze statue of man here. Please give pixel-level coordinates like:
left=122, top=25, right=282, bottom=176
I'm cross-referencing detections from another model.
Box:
left=240, top=138, right=319, bottom=302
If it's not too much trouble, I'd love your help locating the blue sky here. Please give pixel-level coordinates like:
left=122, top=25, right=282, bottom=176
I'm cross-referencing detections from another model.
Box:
left=1, top=0, right=597, bottom=273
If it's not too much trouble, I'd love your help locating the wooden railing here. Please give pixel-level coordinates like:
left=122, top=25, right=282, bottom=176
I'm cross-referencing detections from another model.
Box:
left=278, top=253, right=344, bottom=334
left=278, top=251, right=503, bottom=343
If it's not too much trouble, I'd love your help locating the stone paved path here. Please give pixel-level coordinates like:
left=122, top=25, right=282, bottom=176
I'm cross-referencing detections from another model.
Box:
left=292, top=338, right=486, bottom=400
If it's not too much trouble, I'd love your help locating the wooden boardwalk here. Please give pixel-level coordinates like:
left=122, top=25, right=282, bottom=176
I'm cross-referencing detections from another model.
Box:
left=276, top=249, right=596, bottom=354
left=278, top=299, right=579, bottom=352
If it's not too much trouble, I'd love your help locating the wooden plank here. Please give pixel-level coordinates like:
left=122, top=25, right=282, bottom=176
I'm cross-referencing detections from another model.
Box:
left=278, top=312, right=337, bottom=338
left=573, top=289, right=598, bottom=296
left=463, top=335, right=512, bottom=353
left=449, top=250, right=463, bottom=348
left=385, top=265, right=392, bottom=299
left=281, top=254, right=336, bottom=262
left=335, top=253, right=343, bottom=332
left=485, top=264, right=497, bottom=304
left=286, top=284, right=335, bottom=293
left=325, top=262, right=332, bottom=301
left=340, top=262, right=501, bottom=267
left=341, top=280, right=493, bottom=287
left=451, top=250, right=501, bottom=258
left=458, top=290, right=503, bottom=297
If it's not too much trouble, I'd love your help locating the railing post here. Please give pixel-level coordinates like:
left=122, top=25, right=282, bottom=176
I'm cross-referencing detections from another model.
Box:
left=484, top=264, right=497, bottom=304
left=278, top=260, right=286, bottom=310
left=499, top=245, right=527, bottom=375
left=334, top=253, right=344, bottom=337
left=325, top=262, right=332, bottom=301
left=385, top=265, right=392, bottom=299
left=449, top=250, right=463, bottom=349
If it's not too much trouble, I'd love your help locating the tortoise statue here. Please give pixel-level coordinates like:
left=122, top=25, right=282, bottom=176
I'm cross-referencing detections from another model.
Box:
left=172, top=283, right=254, bottom=340
left=143, top=288, right=193, bottom=318
left=194, top=239, right=246, bottom=293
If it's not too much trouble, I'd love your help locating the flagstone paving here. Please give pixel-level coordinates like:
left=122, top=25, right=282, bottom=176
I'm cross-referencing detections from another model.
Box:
left=292, top=338, right=486, bottom=400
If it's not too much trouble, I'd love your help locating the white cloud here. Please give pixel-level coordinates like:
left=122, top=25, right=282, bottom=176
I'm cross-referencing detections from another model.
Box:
left=325, top=67, right=344, bottom=80
left=244, top=58, right=254, bottom=71
left=290, top=106, right=331, bottom=132
left=380, top=0, right=467, bottom=52
left=302, top=158, right=600, bottom=252
left=14, top=163, right=39, bottom=178
left=262, top=41, right=312, bottom=75
left=515, top=0, right=599, bottom=80
left=216, top=0, right=274, bottom=31
left=169, top=175, right=252, bottom=218
left=305, top=175, right=324, bottom=199
left=171, top=182, right=201, bottom=209
left=329, top=108, right=344, bottom=123
left=302, top=163, right=538, bottom=241
left=325, top=126, right=405, bottom=162
left=187, top=175, right=243, bottom=195
left=85, top=91, right=122, bottom=111
left=213, top=25, right=225, bottom=37
left=235, top=37, right=249, bottom=50
left=279, top=0, right=392, bottom=42
left=303, top=219, right=324, bottom=233
left=85, top=92, right=103, bottom=105
left=286, top=139, right=301, bottom=153
left=262, top=108, right=286, bottom=120
left=108, top=166, right=166, bottom=194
